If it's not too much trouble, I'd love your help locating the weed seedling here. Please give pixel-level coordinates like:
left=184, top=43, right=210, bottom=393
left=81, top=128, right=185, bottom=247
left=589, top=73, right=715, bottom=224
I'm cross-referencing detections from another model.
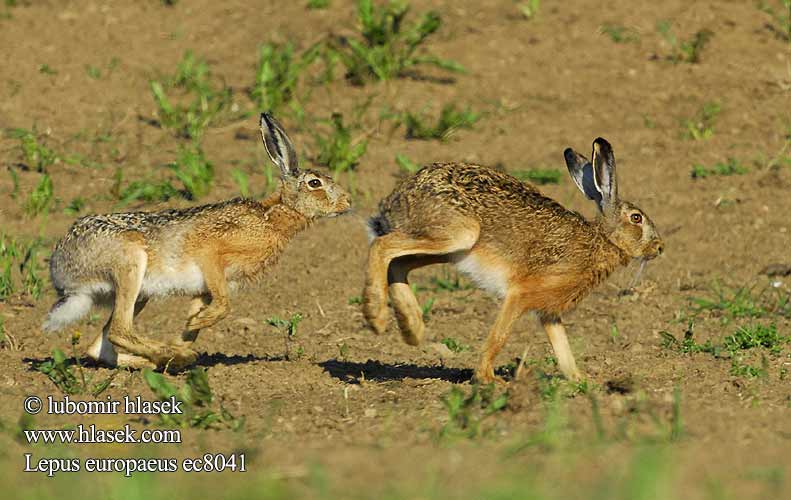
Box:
left=439, top=384, right=508, bottom=439
left=149, top=51, right=235, bottom=140
left=758, top=0, right=791, bottom=41
left=267, top=313, right=304, bottom=360
left=395, top=153, right=421, bottom=174
left=169, top=144, right=214, bottom=200
left=682, top=101, right=720, bottom=141
left=312, top=113, right=368, bottom=173
left=35, top=334, right=116, bottom=396
left=440, top=337, right=470, bottom=353
left=143, top=368, right=244, bottom=430
left=512, top=168, right=562, bottom=185
left=691, top=158, right=748, bottom=179
left=396, top=103, right=479, bottom=141
left=599, top=24, right=640, bottom=43
left=249, top=42, right=319, bottom=114
left=24, top=174, right=53, bottom=217
left=307, top=0, right=330, bottom=8
left=657, top=20, right=713, bottom=63
left=333, top=0, right=465, bottom=84
left=6, top=128, right=58, bottom=172
left=517, top=0, right=540, bottom=20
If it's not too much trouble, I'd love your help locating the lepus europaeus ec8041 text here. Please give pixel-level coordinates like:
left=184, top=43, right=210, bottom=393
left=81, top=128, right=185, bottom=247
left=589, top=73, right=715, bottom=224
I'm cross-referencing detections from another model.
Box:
left=44, top=113, right=351, bottom=370
left=363, top=138, right=662, bottom=383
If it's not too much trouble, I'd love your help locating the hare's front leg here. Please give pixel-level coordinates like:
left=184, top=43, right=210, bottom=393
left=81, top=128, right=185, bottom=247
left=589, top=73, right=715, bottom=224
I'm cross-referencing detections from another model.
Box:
left=183, top=255, right=229, bottom=336
left=540, top=314, right=581, bottom=381
left=475, top=292, right=524, bottom=384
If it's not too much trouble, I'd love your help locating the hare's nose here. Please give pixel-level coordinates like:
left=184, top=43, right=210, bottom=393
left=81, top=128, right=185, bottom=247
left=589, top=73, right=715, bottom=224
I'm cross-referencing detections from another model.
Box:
left=654, top=242, right=664, bottom=256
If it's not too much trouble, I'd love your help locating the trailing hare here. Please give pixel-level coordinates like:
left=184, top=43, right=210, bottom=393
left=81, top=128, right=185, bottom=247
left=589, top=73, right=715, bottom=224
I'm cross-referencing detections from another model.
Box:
left=363, top=138, right=663, bottom=383
left=44, top=113, right=351, bottom=370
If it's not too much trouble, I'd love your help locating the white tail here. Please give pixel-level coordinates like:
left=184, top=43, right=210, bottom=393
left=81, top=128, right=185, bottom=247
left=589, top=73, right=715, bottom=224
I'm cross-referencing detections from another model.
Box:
left=42, top=294, right=93, bottom=332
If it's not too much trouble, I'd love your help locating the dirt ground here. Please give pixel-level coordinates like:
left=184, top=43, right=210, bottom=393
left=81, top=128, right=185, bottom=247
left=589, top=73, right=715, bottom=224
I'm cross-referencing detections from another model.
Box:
left=1, top=0, right=791, bottom=498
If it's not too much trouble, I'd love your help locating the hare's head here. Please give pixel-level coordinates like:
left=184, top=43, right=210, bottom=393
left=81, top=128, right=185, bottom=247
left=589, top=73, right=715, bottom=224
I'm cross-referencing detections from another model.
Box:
left=564, top=138, right=663, bottom=260
left=260, top=113, right=352, bottom=219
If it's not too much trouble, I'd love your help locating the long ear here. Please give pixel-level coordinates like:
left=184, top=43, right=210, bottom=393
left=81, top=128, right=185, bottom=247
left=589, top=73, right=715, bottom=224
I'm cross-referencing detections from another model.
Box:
left=591, top=137, right=618, bottom=212
left=564, top=147, right=603, bottom=209
left=260, top=112, right=299, bottom=177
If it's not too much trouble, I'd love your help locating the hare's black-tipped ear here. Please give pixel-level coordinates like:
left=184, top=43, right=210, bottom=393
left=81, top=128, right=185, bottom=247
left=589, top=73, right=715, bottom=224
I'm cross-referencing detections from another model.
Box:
left=260, top=112, right=299, bottom=177
left=564, top=148, right=603, bottom=209
left=591, top=137, right=618, bottom=212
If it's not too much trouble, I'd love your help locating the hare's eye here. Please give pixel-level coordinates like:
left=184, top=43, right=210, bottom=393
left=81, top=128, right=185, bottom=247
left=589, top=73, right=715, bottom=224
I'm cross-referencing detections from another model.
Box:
left=308, top=179, right=322, bottom=189
left=630, top=213, right=643, bottom=224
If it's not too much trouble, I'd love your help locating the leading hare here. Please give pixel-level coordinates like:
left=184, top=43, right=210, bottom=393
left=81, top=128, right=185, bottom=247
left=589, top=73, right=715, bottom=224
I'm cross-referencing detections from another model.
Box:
left=363, top=138, right=663, bottom=383
left=44, top=113, right=351, bottom=370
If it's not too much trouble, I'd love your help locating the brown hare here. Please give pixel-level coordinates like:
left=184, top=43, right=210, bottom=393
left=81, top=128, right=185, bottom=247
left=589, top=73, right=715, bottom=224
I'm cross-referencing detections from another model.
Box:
left=44, top=113, right=351, bottom=370
left=362, top=138, right=663, bottom=383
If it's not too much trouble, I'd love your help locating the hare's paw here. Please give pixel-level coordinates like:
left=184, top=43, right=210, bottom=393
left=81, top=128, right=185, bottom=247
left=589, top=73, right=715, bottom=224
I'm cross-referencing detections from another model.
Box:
left=115, top=353, right=157, bottom=370
left=473, top=364, right=507, bottom=385
left=155, top=346, right=199, bottom=373
left=185, top=303, right=229, bottom=332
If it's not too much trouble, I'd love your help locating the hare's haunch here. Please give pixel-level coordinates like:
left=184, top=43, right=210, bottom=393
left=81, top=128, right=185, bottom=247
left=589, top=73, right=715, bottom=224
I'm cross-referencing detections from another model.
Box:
left=363, top=138, right=663, bottom=383
left=44, top=113, right=351, bottom=371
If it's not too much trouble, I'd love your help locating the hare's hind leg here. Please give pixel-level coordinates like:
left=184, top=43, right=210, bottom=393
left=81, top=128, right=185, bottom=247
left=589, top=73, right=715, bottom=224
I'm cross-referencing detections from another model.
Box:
left=363, top=223, right=479, bottom=336
left=87, top=299, right=153, bottom=368
left=106, top=247, right=197, bottom=370
left=388, top=255, right=449, bottom=345
left=540, top=314, right=581, bottom=381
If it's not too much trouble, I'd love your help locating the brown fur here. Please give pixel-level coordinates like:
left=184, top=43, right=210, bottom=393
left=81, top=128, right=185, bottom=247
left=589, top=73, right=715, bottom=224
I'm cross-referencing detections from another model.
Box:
left=363, top=139, right=663, bottom=383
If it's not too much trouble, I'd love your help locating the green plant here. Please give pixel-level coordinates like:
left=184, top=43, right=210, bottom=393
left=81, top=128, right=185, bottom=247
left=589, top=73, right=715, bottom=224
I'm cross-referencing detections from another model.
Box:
left=689, top=282, right=790, bottom=320
left=333, top=0, right=465, bottom=84
left=35, top=334, right=116, bottom=396
left=38, top=64, right=57, bottom=75
left=441, top=337, right=470, bottom=353
left=439, top=384, right=508, bottom=439
left=599, top=24, right=640, bottom=43
left=249, top=42, right=319, bottom=114
left=517, top=0, right=540, bottom=20
left=231, top=169, right=251, bottom=197
left=117, top=145, right=213, bottom=204
left=63, top=197, right=86, bottom=215
left=657, top=20, right=713, bottom=63
left=430, top=269, right=470, bottom=292
left=421, top=296, right=435, bottom=321
left=758, top=0, right=791, bottom=41
left=169, top=144, right=214, bottom=200
left=24, top=174, right=53, bottom=217
left=682, top=101, right=720, bottom=140
left=307, top=0, right=329, bottom=9
left=85, top=65, right=101, bottom=79
left=6, top=128, right=58, bottom=172
left=394, top=153, right=421, bottom=174
left=143, top=368, right=244, bottom=430
left=397, top=103, right=479, bottom=141
left=724, top=324, right=789, bottom=354
left=312, top=113, right=368, bottom=172
left=512, top=168, right=562, bottom=185
left=149, top=51, right=235, bottom=140
left=691, top=158, right=748, bottom=179
left=118, top=178, right=180, bottom=205
left=267, top=313, right=304, bottom=360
